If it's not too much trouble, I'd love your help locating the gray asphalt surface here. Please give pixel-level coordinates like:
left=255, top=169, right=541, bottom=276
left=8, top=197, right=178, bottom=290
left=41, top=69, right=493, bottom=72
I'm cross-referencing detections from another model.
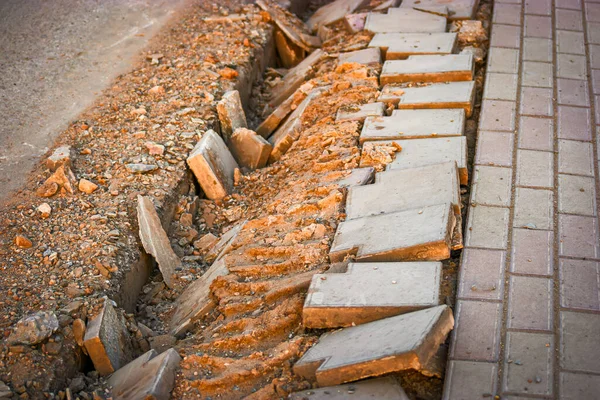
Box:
left=0, top=0, right=186, bottom=202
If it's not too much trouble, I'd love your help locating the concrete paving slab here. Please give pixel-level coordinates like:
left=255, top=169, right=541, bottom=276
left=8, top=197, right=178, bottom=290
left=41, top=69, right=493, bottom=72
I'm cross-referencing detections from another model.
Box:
left=379, top=81, right=476, bottom=117
left=303, top=261, right=441, bottom=328
left=329, top=202, right=456, bottom=262
left=369, top=33, right=457, bottom=60
left=344, top=13, right=368, bottom=33
left=255, top=82, right=313, bottom=138
left=364, top=9, right=447, bottom=34
left=306, top=0, right=364, bottom=33
left=338, top=47, right=382, bottom=67
left=336, top=102, right=385, bottom=123
left=186, top=130, right=238, bottom=200
left=400, top=0, right=478, bottom=20
left=294, top=305, right=454, bottom=386
left=401, top=4, right=449, bottom=17
left=228, top=128, right=272, bottom=170
left=217, top=90, right=247, bottom=142
left=289, top=377, right=409, bottom=399
left=346, top=161, right=460, bottom=220
left=380, top=54, right=474, bottom=84
left=360, top=109, right=465, bottom=143
left=332, top=167, right=375, bottom=187
left=270, top=49, right=326, bottom=108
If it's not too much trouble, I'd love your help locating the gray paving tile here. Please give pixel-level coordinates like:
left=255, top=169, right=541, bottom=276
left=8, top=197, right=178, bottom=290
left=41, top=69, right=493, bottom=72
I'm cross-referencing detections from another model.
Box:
left=479, top=100, right=517, bottom=131
left=507, top=275, right=553, bottom=331
left=380, top=54, right=474, bottom=85
left=483, top=73, right=519, bottom=101
left=522, top=61, right=553, bottom=87
left=336, top=102, right=384, bottom=123
left=558, top=214, right=600, bottom=258
left=516, top=149, right=554, bottom=188
left=364, top=9, right=447, bottom=33
left=471, top=165, right=513, bottom=207
left=560, top=311, right=600, bottom=373
left=490, top=24, right=522, bottom=48
left=369, top=33, right=458, bottom=60
left=514, top=187, right=554, bottom=230
left=458, top=248, right=506, bottom=300
left=586, top=2, right=600, bottom=23
left=525, top=15, right=552, bottom=38
left=511, top=228, right=554, bottom=276
left=558, top=139, right=594, bottom=176
left=476, top=131, right=514, bottom=167
left=289, top=377, right=410, bottom=400
left=465, top=205, right=510, bottom=249
left=557, top=54, right=587, bottom=79
left=450, top=300, right=502, bottom=362
left=443, top=361, right=498, bottom=400
left=520, top=87, right=554, bottom=116
left=556, top=0, right=581, bottom=10
left=558, top=174, right=597, bottom=216
left=588, top=22, right=600, bottom=44
left=556, top=8, right=583, bottom=31
left=525, top=0, right=551, bottom=15
left=518, top=116, right=554, bottom=151
left=557, top=106, right=592, bottom=140
left=493, top=3, right=522, bottom=25
left=560, top=372, right=600, bottom=399
left=488, top=47, right=520, bottom=73
left=557, top=30, right=586, bottom=54
left=557, top=78, right=590, bottom=106
left=338, top=47, right=382, bottom=67
left=559, top=259, right=600, bottom=311
left=523, top=37, right=552, bottom=62
left=503, top=332, right=554, bottom=396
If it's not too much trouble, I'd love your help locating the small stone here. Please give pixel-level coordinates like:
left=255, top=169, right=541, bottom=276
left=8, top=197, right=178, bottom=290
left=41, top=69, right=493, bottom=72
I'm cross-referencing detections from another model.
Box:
left=145, top=142, right=165, bottom=156
left=44, top=165, right=77, bottom=194
left=36, top=181, right=59, bottom=198
left=148, top=85, right=165, bottom=95
left=45, top=341, right=62, bottom=355
left=193, top=233, right=219, bottom=253
left=46, top=145, right=71, bottom=171
left=218, top=67, right=238, bottom=79
left=125, top=163, right=158, bottom=174
left=15, top=235, right=33, bottom=248
left=68, top=376, right=85, bottom=393
left=73, top=319, right=86, bottom=348
left=7, top=311, right=59, bottom=345
left=37, top=203, right=52, bottom=218
left=217, top=90, right=247, bottom=141
left=78, top=179, right=98, bottom=194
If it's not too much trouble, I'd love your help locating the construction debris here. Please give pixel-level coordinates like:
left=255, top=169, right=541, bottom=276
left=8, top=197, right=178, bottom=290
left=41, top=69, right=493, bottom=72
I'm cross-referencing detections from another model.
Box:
left=217, top=90, right=247, bottom=141
left=229, top=128, right=272, bottom=169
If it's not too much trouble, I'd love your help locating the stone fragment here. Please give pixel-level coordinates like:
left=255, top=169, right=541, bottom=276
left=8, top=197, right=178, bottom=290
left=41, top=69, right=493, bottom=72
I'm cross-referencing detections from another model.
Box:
left=46, top=145, right=71, bottom=171
left=145, top=141, right=165, bottom=156
left=14, top=235, right=32, bottom=248
left=0, top=381, right=12, bottom=399
left=304, top=261, right=441, bottom=328
left=461, top=46, right=485, bottom=63
left=218, top=67, right=238, bottom=79
left=137, top=195, right=181, bottom=288
left=108, top=348, right=181, bottom=400
left=37, top=203, right=52, bottom=218
left=373, top=0, right=401, bottom=11
left=45, top=165, right=77, bottom=194
left=379, top=81, right=476, bottom=117
left=333, top=167, right=375, bottom=187
left=148, top=335, right=176, bottom=354
left=78, top=179, right=98, bottom=194
left=256, top=82, right=313, bottom=138
left=369, top=33, right=457, bottom=60
left=228, top=128, right=273, bottom=170
left=289, top=376, right=409, bottom=399
left=335, top=102, right=385, bottom=123
left=329, top=203, right=456, bottom=262
left=270, top=49, right=326, bottom=108
left=344, top=13, right=367, bottom=33
left=256, top=0, right=320, bottom=51
left=360, top=109, right=465, bottom=143
left=217, top=90, right=247, bottom=142
left=73, top=319, right=86, bottom=348
left=274, top=30, right=304, bottom=68
left=455, top=20, right=488, bottom=45
left=359, top=141, right=402, bottom=171
left=36, top=181, right=59, bottom=198
left=186, top=130, right=238, bottom=200
left=7, top=311, right=58, bottom=345
left=364, top=9, right=447, bottom=34
left=125, top=163, right=158, bottom=174
left=338, top=48, right=382, bottom=67
left=294, top=305, right=454, bottom=386
left=380, top=54, right=474, bottom=84
left=205, top=222, right=245, bottom=264
left=400, top=0, right=478, bottom=20
left=83, top=301, right=134, bottom=375
left=193, top=233, right=218, bottom=253
left=306, top=0, right=364, bottom=33
left=383, top=136, right=468, bottom=184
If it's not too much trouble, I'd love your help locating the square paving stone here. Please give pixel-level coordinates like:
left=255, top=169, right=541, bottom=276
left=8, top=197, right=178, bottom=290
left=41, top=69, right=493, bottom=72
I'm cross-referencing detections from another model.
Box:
left=557, top=30, right=585, bottom=55
left=465, top=205, right=510, bottom=249
left=360, top=109, right=465, bottom=142
left=503, top=332, right=554, bottom=396
left=511, top=229, right=554, bottom=276
left=229, top=128, right=272, bottom=170
left=338, top=47, right=382, bottom=67
left=558, top=174, right=597, bottom=216
left=560, top=372, right=600, bottom=399
left=559, top=259, right=600, bottom=311
left=520, top=86, right=553, bottom=116
left=557, top=79, right=590, bottom=107
left=493, top=3, right=522, bottom=25
left=483, top=73, right=518, bottom=101
left=522, top=61, right=553, bottom=88
left=513, top=187, right=554, bottom=230
left=336, top=102, right=384, bottom=123
left=217, top=90, right=247, bottom=141
left=442, top=361, right=498, bottom=400
left=330, top=167, right=375, bottom=188
left=560, top=311, right=600, bottom=373
left=330, top=203, right=456, bottom=262
left=557, top=106, right=592, bottom=141
left=589, top=22, right=600, bottom=44
left=379, top=81, right=475, bottom=117
left=476, top=131, right=514, bottom=167
left=457, top=248, right=506, bottom=301
left=294, top=305, right=454, bottom=386
left=490, top=24, right=521, bottom=48
left=526, top=0, right=551, bottom=15
left=384, top=136, right=468, bottom=184
left=399, top=0, right=478, bottom=19
left=488, top=47, right=520, bottom=73
left=516, top=149, right=554, bottom=188
left=523, top=38, right=552, bottom=62
left=347, top=161, right=460, bottom=220
left=380, top=54, right=473, bottom=84
left=365, top=9, right=447, bottom=34
left=479, top=100, right=516, bottom=131
left=587, top=3, right=600, bottom=23
left=518, top=116, right=553, bottom=151
left=525, top=15, right=552, bottom=38
left=369, top=33, right=457, bottom=60
left=450, top=300, right=502, bottom=362
left=507, top=275, right=553, bottom=331
left=556, top=8, right=583, bottom=31
left=559, top=140, right=594, bottom=176
left=306, top=0, right=364, bottom=32
left=558, top=214, right=600, bottom=258
left=471, top=165, right=512, bottom=207
left=557, top=54, right=587, bottom=79
left=289, top=377, right=409, bottom=399
left=303, top=261, right=441, bottom=328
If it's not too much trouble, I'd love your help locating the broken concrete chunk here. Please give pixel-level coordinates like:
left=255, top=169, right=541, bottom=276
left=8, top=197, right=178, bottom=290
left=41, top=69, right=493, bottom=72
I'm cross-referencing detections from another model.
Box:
left=193, top=233, right=218, bottom=253
left=108, top=348, right=181, bottom=400
left=369, top=33, right=457, bottom=60
left=137, top=196, right=180, bottom=288
left=400, top=0, right=478, bottom=20
left=217, top=90, right=247, bottom=142
left=344, top=12, right=368, bottom=33
left=329, top=203, right=456, bottom=263
left=186, top=130, right=238, bottom=200
left=373, top=0, right=402, bottom=11
left=256, top=82, right=313, bottom=138
left=204, top=222, right=245, bottom=264
left=46, top=145, right=71, bottom=171
left=379, top=81, right=476, bottom=117
left=338, top=48, right=382, bottom=67
left=289, top=376, right=409, bottom=399
left=83, top=301, right=134, bottom=375
left=360, top=109, right=465, bottom=143
left=303, top=261, right=442, bottom=328
left=229, top=128, right=273, bottom=170
left=380, top=54, right=474, bottom=84
left=364, top=9, right=447, bottom=34
left=294, top=305, right=454, bottom=386
left=333, top=167, right=375, bottom=187
left=336, top=102, right=385, bottom=123
left=270, top=49, right=326, bottom=108
left=7, top=311, right=58, bottom=345
left=275, top=29, right=304, bottom=68
left=306, top=0, right=364, bottom=33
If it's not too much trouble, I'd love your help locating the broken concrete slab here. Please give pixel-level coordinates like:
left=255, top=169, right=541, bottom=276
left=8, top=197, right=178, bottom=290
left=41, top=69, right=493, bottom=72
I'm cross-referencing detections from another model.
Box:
left=338, top=47, right=382, bottom=67
left=346, top=162, right=460, bottom=220
left=364, top=9, right=447, bottom=34
left=336, top=102, right=385, bottom=123
left=256, top=82, right=313, bottom=138
left=46, top=145, right=72, bottom=171
left=294, top=305, right=454, bottom=386
left=400, top=0, right=478, bottom=20
left=186, top=130, right=238, bottom=200
left=217, top=90, right=247, bottom=142
left=205, top=221, right=246, bottom=264
left=329, top=202, right=456, bottom=262
left=325, top=167, right=375, bottom=188
left=369, top=33, right=457, bottom=60
left=228, top=128, right=272, bottom=170
left=83, top=301, right=134, bottom=375
left=403, top=4, right=449, bottom=17
left=275, top=29, right=304, bottom=68
left=360, top=109, right=465, bottom=143
left=344, top=13, right=368, bottom=33
left=306, top=0, right=365, bottom=33
left=379, top=81, right=476, bottom=117
left=137, top=196, right=180, bottom=289
left=373, top=0, right=402, bottom=11
left=380, top=54, right=474, bottom=85
left=289, top=376, right=409, bottom=399
left=303, top=261, right=441, bottom=328
left=108, top=348, right=181, bottom=400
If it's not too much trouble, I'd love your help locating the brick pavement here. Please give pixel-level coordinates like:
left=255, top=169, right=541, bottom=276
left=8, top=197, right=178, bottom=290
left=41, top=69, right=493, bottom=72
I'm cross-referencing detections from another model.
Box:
left=444, top=0, right=600, bottom=398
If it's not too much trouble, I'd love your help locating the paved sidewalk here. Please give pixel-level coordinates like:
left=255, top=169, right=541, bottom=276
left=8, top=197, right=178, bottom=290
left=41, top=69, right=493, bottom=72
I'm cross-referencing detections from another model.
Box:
left=444, top=0, right=600, bottom=398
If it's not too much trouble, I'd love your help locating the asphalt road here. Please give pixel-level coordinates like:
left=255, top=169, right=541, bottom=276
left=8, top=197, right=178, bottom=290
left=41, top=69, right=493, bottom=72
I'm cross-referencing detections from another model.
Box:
left=0, top=0, right=186, bottom=202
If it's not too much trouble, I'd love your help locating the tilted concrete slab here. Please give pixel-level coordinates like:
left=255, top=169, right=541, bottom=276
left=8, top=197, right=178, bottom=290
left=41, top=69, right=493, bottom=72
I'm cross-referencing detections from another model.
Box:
left=338, top=47, right=382, bottom=67
left=359, top=109, right=465, bottom=143
left=329, top=203, right=456, bottom=263
left=344, top=13, right=368, bottom=33
left=400, top=4, right=449, bottom=17
left=303, top=261, right=442, bottom=328
left=399, top=0, right=478, bottom=20
left=369, top=33, right=457, bottom=60
left=294, top=305, right=454, bottom=386
left=346, top=162, right=461, bottom=220
left=364, top=9, right=447, bottom=34
left=255, top=82, right=313, bottom=138
left=329, top=167, right=375, bottom=188
left=380, top=54, right=474, bottom=84
left=306, top=0, right=364, bottom=33
left=379, top=81, right=475, bottom=117
left=186, top=130, right=238, bottom=200
left=289, top=376, right=409, bottom=399
left=336, top=102, right=385, bottom=123
left=228, top=128, right=272, bottom=170
left=217, top=90, right=247, bottom=142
